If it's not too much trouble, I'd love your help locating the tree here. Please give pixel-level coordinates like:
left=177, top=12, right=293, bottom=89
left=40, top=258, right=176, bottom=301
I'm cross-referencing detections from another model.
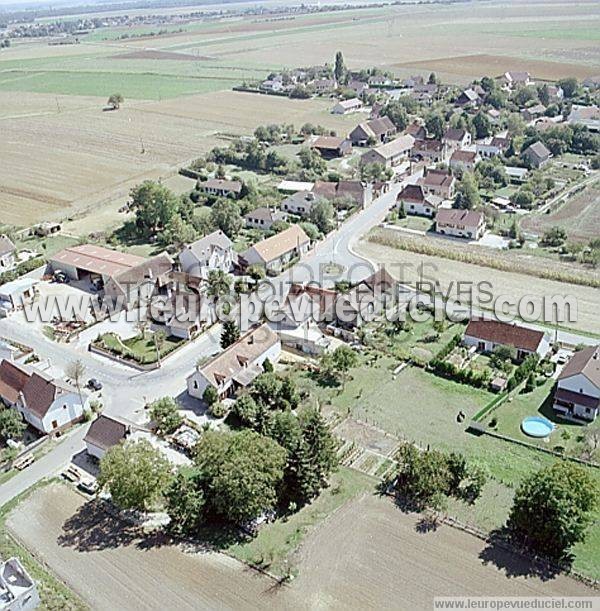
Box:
left=309, top=198, right=335, bottom=234
left=320, top=345, right=358, bottom=388
left=206, top=269, right=231, bottom=300
left=299, top=221, right=320, bottom=240
left=298, top=147, right=327, bottom=175
left=454, top=172, right=480, bottom=210
left=382, top=101, right=409, bottom=130
left=557, top=77, right=578, bottom=98
left=334, top=51, right=346, bottom=84
left=98, top=439, right=173, bottom=511
left=251, top=372, right=299, bottom=411
left=425, top=112, right=444, bottom=140
left=194, top=430, right=287, bottom=524
left=149, top=397, right=182, bottom=435
left=472, top=112, right=491, bottom=139
left=540, top=226, right=567, bottom=247
left=160, top=215, right=197, bottom=249
left=262, top=357, right=274, bottom=373
left=65, top=359, right=86, bottom=411
left=397, top=200, right=406, bottom=219
left=360, top=162, right=393, bottom=183
left=0, top=408, right=25, bottom=441
left=231, top=394, right=262, bottom=429
left=220, top=319, right=240, bottom=349
left=153, top=330, right=166, bottom=367
left=165, top=468, right=206, bottom=534
left=202, top=386, right=218, bottom=407
left=130, top=181, right=179, bottom=235
left=508, top=462, right=597, bottom=560
left=428, top=72, right=437, bottom=85
left=299, top=408, right=338, bottom=492
left=107, top=93, right=124, bottom=109
left=210, top=198, right=243, bottom=238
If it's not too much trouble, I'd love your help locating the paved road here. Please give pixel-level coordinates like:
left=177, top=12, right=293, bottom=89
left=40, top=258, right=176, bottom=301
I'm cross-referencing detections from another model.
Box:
left=0, top=170, right=597, bottom=505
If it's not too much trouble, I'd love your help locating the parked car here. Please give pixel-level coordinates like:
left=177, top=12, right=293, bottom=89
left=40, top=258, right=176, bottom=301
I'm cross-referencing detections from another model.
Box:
left=62, top=465, right=82, bottom=483
left=78, top=477, right=99, bottom=495
left=13, top=454, right=34, bottom=470
left=87, top=378, right=103, bottom=391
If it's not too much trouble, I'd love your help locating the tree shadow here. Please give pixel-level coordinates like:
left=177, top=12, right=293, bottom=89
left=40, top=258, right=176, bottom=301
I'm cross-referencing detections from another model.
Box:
left=478, top=528, right=566, bottom=581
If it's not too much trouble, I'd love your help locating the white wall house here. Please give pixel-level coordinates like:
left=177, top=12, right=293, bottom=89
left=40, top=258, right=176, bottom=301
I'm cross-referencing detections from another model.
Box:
left=179, top=230, right=235, bottom=280
left=241, top=225, right=310, bottom=273
left=84, top=415, right=129, bottom=460
left=0, top=236, right=15, bottom=271
left=187, top=324, right=281, bottom=400
left=0, top=557, right=40, bottom=611
left=0, top=359, right=87, bottom=435
left=554, top=346, right=600, bottom=422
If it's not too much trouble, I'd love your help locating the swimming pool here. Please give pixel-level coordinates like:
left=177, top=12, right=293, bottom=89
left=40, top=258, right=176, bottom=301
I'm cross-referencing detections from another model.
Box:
left=521, top=416, right=555, bottom=438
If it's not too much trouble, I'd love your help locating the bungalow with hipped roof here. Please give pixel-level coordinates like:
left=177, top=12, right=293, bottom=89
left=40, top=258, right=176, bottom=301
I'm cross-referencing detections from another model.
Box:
left=553, top=346, right=600, bottom=422
left=359, top=135, right=415, bottom=169
left=396, top=184, right=441, bottom=218
left=0, top=359, right=88, bottom=434
left=476, top=135, right=511, bottom=158
left=281, top=191, right=317, bottom=217
left=179, top=230, right=235, bottom=281
left=499, top=71, right=532, bottom=90
left=197, top=179, right=243, bottom=198
left=435, top=208, right=486, bottom=240
left=241, top=225, right=310, bottom=273
left=308, top=135, right=352, bottom=159
left=463, top=318, right=549, bottom=361
left=187, top=323, right=281, bottom=400
left=349, top=116, right=397, bottom=146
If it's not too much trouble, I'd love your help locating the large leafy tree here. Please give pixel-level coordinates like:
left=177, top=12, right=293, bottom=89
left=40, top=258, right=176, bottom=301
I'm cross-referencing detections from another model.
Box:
left=309, top=198, right=335, bottom=234
left=320, top=345, right=358, bottom=388
left=194, top=429, right=287, bottom=524
left=454, top=172, right=481, bottom=210
left=220, top=319, right=240, bottom=349
left=210, top=198, right=243, bottom=238
left=382, top=101, right=409, bottom=130
left=425, top=112, right=444, bottom=140
left=206, top=269, right=232, bottom=300
left=0, top=407, right=25, bottom=441
left=508, top=461, right=597, bottom=560
left=149, top=397, right=182, bottom=436
left=165, top=468, right=206, bottom=533
left=98, top=439, right=173, bottom=511
left=130, top=181, right=180, bottom=235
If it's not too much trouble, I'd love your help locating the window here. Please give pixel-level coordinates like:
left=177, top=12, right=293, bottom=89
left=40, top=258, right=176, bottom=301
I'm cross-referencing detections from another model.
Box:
left=193, top=381, right=198, bottom=389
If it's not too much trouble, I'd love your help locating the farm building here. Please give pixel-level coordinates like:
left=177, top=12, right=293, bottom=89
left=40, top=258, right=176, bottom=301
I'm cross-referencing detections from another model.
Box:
left=349, top=116, right=397, bottom=146
left=331, top=98, right=363, bottom=115
left=522, top=141, right=551, bottom=168
left=308, top=135, right=352, bottom=159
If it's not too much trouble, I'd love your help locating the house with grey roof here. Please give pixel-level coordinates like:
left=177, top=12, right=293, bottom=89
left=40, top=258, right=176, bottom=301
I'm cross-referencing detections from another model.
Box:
left=179, top=230, right=235, bottom=280
left=244, top=207, right=287, bottom=231
left=85, top=414, right=130, bottom=459
left=522, top=141, right=551, bottom=168
left=349, top=116, right=397, bottom=146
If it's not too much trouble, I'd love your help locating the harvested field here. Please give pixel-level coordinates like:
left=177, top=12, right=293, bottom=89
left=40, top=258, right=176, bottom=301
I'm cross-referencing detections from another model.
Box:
left=394, top=53, right=600, bottom=81
left=9, top=483, right=595, bottom=611
left=291, top=493, right=594, bottom=609
left=7, top=484, right=300, bottom=611
left=356, top=235, right=600, bottom=335
left=0, top=91, right=353, bottom=226
left=521, top=183, right=600, bottom=243
left=110, top=50, right=215, bottom=61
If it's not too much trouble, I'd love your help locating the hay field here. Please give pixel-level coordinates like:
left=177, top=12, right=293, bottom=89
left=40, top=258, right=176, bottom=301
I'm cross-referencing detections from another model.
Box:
left=0, top=90, right=356, bottom=226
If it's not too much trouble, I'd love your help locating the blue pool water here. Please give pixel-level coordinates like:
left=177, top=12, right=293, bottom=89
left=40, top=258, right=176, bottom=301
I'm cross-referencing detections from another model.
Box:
left=521, top=416, right=555, bottom=438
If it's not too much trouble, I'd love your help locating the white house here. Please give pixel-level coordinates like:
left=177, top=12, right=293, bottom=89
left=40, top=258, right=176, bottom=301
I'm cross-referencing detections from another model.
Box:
left=241, top=225, right=310, bottom=273
left=244, top=207, right=287, bottom=231
left=187, top=323, right=281, bottom=400
left=179, top=231, right=235, bottom=280
left=331, top=98, right=363, bottom=115
left=442, top=128, right=471, bottom=151
left=84, top=414, right=130, bottom=460
left=0, top=277, right=38, bottom=317
left=435, top=208, right=486, bottom=240
left=0, top=359, right=88, bottom=435
left=0, top=236, right=15, bottom=271
left=197, top=179, right=243, bottom=198
left=359, top=135, right=415, bottom=168
left=396, top=184, right=441, bottom=218
left=0, top=557, right=40, bottom=611
left=281, top=192, right=317, bottom=217
left=463, top=319, right=550, bottom=361
left=554, top=346, right=600, bottom=422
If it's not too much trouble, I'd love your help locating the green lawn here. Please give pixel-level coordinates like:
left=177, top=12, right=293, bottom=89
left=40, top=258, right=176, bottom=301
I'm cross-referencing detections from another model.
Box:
left=394, top=216, right=433, bottom=232
left=483, top=379, right=599, bottom=460
left=227, top=467, right=374, bottom=577
left=97, top=332, right=183, bottom=364
left=370, top=320, right=465, bottom=363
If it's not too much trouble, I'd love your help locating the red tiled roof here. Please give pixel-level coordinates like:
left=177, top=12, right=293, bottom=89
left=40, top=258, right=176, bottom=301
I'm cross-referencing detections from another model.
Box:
left=465, top=319, right=545, bottom=353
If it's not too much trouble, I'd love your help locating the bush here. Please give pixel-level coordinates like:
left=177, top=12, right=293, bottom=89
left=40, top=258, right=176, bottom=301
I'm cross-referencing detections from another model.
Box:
left=210, top=401, right=228, bottom=418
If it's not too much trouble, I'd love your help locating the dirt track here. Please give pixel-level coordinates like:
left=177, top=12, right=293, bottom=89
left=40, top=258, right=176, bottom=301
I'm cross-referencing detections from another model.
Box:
left=8, top=484, right=595, bottom=611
